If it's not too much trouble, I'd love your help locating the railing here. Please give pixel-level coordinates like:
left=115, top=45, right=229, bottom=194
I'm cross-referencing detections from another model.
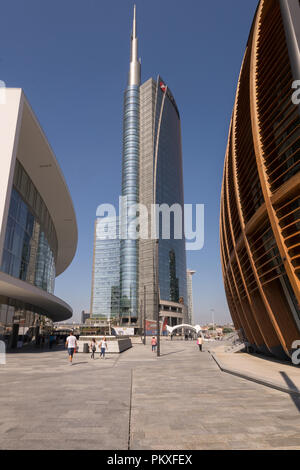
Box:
left=223, top=330, right=247, bottom=353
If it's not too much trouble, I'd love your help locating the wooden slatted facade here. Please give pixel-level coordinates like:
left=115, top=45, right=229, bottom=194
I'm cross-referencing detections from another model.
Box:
left=220, top=0, right=300, bottom=360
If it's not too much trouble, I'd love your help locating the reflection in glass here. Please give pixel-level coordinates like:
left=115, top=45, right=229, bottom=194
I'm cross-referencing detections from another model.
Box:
left=1, top=160, right=57, bottom=294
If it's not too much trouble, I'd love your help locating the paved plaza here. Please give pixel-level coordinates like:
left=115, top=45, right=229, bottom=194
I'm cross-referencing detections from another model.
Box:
left=211, top=348, right=300, bottom=394
left=1, top=340, right=300, bottom=450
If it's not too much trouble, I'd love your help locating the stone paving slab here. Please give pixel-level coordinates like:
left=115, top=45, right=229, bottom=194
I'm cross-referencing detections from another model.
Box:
left=0, top=340, right=300, bottom=449
left=212, top=350, right=300, bottom=394
left=126, top=344, right=300, bottom=450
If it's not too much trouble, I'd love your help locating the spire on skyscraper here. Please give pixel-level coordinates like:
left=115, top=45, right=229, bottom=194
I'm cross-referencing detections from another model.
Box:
left=128, top=4, right=141, bottom=86
left=132, top=4, right=137, bottom=39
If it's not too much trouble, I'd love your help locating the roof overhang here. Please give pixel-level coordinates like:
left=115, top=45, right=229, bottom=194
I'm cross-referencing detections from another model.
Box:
left=0, top=271, right=72, bottom=322
left=15, top=90, right=78, bottom=275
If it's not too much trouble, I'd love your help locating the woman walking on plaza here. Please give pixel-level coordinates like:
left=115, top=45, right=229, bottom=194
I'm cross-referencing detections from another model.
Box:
left=151, top=336, right=157, bottom=352
left=90, top=338, right=97, bottom=359
left=197, top=335, right=203, bottom=352
left=99, top=337, right=108, bottom=359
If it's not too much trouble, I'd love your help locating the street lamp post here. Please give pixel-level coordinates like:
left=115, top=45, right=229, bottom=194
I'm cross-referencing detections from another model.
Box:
left=140, top=299, right=143, bottom=339
left=144, top=285, right=146, bottom=345
left=155, top=239, right=160, bottom=357
left=210, top=309, right=215, bottom=336
left=129, top=284, right=132, bottom=326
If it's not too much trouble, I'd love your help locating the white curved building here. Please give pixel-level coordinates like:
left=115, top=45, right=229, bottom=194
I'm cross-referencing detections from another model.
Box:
left=0, top=89, right=77, bottom=348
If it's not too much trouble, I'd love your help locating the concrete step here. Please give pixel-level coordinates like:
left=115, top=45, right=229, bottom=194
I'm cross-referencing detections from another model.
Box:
left=225, top=342, right=245, bottom=353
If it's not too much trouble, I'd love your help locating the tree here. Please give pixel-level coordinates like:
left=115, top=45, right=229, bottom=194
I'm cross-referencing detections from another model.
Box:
left=223, top=328, right=234, bottom=334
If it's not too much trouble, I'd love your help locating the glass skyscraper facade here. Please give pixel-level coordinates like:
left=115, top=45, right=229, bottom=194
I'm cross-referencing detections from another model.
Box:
left=155, top=78, right=187, bottom=306
left=120, top=5, right=141, bottom=323
left=91, top=217, right=120, bottom=320
left=120, top=84, right=140, bottom=321
left=92, top=7, right=188, bottom=326
left=187, top=270, right=196, bottom=325
left=139, top=77, right=188, bottom=324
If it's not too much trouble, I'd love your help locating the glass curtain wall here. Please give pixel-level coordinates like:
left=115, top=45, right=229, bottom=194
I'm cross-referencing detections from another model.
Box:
left=91, top=217, right=120, bottom=320
left=120, top=85, right=140, bottom=321
left=155, top=81, right=188, bottom=305
left=1, top=160, right=57, bottom=294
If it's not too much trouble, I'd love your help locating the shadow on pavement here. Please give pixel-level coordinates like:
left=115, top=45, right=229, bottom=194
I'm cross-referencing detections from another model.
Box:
left=6, top=345, right=66, bottom=354
left=280, top=371, right=300, bottom=413
left=251, top=352, right=296, bottom=367
left=160, top=349, right=186, bottom=357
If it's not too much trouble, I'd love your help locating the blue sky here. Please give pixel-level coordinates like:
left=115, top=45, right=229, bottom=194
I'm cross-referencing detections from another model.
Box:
left=0, top=0, right=258, bottom=324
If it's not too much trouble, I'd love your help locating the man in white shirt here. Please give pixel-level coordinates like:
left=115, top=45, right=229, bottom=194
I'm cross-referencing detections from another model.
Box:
left=99, top=337, right=108, bottom=359
left=65, top=332, right=77, bottom=365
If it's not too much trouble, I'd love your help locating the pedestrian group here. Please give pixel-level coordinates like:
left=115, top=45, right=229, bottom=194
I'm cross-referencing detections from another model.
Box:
left=65, top=332, right=108, bottom=365
left=65, top=331, right=204, bottom=365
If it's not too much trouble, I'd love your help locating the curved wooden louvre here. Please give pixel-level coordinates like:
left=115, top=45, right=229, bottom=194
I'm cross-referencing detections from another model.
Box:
left=220, top=0, right=300, bottom=359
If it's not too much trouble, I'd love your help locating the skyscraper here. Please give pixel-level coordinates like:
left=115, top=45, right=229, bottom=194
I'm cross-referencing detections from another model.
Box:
left=220, top=0, right=300, bottom=360
left=119, top=6, right=188, bottom=327
left=119, top=5, right=141, bottom=324
left=187, top=270, right=196, bottom=325
left=91, top=217, right=120, bottom=320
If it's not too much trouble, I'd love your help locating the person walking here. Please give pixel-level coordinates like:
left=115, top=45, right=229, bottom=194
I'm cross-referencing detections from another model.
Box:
left=99, top=337, right=108, bottom=359
left=49, top=334, right=54, bottom=350
left=65, top=331, right=77, bottom=365
left=90, top=338, right=97, bottom=359
left=35, top=334, right=41, bottom=348
left=151, top=336, right=157, bottom=352
left=197, top=335, right=203, bottom=352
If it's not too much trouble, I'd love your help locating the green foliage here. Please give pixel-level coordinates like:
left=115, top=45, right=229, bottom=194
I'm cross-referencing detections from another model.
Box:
left=223, top=328, right=234, bottom=334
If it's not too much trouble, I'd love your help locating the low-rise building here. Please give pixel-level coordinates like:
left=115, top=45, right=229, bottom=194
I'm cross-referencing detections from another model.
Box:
left=0, top=89, right=77, bottom=349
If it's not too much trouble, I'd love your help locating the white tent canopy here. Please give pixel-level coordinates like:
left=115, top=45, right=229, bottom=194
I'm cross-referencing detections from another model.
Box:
left=166, top=324, right=202, bottom=335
